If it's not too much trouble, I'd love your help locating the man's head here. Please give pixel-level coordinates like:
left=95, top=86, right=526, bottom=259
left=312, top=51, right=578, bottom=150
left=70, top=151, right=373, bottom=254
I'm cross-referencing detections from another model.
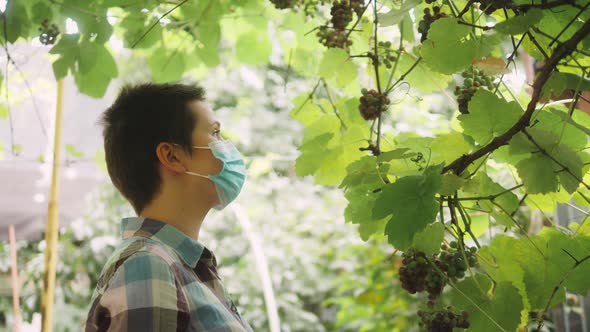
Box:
left=101, top=82, right=224, bottom=215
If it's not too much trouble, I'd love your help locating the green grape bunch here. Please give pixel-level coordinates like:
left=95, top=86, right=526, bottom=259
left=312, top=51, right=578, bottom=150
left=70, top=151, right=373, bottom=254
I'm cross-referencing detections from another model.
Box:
left=418, top=306, right=470, bottom=332
left=418, top=5, right=448, bottom=42
left=377, top=41, right=398, bottom=69
left=454, top=66, right=496, bottom=114
left=358, top=88, right=390, bottom=120
left=317, top=26, right=353, bottom=49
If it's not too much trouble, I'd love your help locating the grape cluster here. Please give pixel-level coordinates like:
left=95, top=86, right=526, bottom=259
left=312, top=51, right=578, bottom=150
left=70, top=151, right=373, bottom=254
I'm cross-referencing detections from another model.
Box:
left=454, top=66, right=496, bottom=114
left=317, top=26, right=352, bottom=49
left=438, top=241, right=479, bottom=279
left=377, top=41, right=397, bottom=69
left=398, top=244, right=478, bottom=299
left=317, top=0, right=366, bottom=49
left=350, top=0, right=365, bottom=17
left=39, top=19, right=59, bottom=45
left=418, top=306, right=470, bottom=332
left=358, top=88, right=390, bottom=120
left=269, top=0, right=298, bottom=9
left=474, top=0, right=513, bottom=15
left=418, top=5, right=448, bottom=42
left=330, top=1, right=353, bottom=30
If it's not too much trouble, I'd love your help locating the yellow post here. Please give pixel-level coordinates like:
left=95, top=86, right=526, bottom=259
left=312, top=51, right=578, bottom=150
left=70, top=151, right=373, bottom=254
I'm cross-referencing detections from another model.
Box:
left=41, top=79, right=64, bottom=332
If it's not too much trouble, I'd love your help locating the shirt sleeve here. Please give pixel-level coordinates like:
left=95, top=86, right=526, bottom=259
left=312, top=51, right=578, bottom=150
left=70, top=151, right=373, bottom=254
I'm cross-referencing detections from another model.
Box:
left=87, top=251, right=190, bottom=332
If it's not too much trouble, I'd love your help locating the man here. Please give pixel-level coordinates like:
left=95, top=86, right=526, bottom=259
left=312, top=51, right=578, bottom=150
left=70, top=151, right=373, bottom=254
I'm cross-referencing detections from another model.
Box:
left=85, top=82, right=254, bottom=332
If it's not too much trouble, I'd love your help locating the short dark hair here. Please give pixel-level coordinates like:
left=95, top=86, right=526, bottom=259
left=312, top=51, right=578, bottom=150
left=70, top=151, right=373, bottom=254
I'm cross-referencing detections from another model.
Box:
left=101, top=82, right=206, bottom=214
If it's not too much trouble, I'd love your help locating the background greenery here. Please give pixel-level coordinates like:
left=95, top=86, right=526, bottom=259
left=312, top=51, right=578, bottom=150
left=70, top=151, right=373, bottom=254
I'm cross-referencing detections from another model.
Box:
left=1, top=0, right=590, bottom=331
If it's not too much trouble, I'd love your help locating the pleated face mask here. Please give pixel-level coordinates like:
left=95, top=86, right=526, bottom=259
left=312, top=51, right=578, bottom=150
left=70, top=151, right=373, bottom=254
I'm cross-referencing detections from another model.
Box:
left=184, top=140, right=246, bottom=210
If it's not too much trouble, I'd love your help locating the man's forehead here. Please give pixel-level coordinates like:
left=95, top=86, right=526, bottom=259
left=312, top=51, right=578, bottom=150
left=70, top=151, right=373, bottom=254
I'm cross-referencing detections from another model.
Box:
left=189, top=100, right=219, bottom=127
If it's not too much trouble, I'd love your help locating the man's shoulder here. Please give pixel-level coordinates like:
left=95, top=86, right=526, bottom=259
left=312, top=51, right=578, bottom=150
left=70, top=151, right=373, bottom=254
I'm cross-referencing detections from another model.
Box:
left=94, top=236, right=181, bottom=290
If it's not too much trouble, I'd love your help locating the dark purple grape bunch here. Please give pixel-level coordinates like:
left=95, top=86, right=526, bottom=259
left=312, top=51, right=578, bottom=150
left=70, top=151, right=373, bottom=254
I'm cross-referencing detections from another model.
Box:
left=39, top=19, right=60, bottom=45
left=359, top=88, right=390, bottom=120
left=418, top=4, right=448, bottom=42
left=418, top=306, right=470, bottom=332
left=330, top=1, right=354, bottom=30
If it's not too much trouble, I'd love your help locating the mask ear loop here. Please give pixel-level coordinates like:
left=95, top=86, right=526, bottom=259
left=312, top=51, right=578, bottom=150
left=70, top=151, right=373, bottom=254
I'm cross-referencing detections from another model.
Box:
left=185, top=171, right=209, bottom=178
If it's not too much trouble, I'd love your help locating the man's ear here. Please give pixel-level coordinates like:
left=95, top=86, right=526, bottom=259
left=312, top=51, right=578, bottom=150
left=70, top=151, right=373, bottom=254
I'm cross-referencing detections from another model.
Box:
left=155, top=142, right=187, bottom=174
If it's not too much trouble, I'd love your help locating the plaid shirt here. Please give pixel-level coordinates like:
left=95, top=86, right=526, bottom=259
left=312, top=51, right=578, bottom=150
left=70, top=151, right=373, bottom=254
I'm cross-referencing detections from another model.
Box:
left=85, top=217, right=254, bottom=332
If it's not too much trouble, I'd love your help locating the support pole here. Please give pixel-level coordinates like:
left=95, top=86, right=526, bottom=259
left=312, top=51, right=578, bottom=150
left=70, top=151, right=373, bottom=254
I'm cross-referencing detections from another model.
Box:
left=230, top=204, right=280, bottom=332
left=41, top=79, right=64, bottom=332
left=9, top=224, right=20, bottom=332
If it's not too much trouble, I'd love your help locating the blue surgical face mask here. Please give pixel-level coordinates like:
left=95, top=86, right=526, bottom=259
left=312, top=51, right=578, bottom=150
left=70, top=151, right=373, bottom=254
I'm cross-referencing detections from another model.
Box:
left=184, top=140, right=246, bottom=210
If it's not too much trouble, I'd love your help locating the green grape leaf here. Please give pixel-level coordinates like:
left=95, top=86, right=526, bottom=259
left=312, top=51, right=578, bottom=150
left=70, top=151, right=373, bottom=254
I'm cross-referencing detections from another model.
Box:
left=430, top=132, right=471, bottom=165
left=342, top=156, right=390, bottom=240
left=373, top=165, right=442, bottom=250
left=377, top=0, right=422, bottom=26
left=458, top=89, right=522, bottom=145
left=399, top=17, right=415, bottom=43
left=494, top=9, right=544, bottom=35
left=289, top=94, right=322, bottom=126
left=3, top=1, right=30, bottom=43
left=397, top=50, right=452, bottom=94
left=439, top=173, right=466, bottom=196
left=463, top=172, right=520, bottom=214
left=412, top=222, right=444, bottom=255
left=516, top=154, right=558, bottom=194
left=295, top=133, right=333, bottom=177
left=421, top=18, right=499, bottom=74
left=78, top=39, right=99, bottom=74
left=236, top=31, right=271, bottom=65
left=319, top=48, right=357, bottom=88
left=73, top=43, right=118, bottom=98
left=542, top=72, right=590, bottom=98
left=451, top=275, right=524, bottom=332
left=120, top=15, right=161, bottom=49
left=148, top=48, right=186, bottom=83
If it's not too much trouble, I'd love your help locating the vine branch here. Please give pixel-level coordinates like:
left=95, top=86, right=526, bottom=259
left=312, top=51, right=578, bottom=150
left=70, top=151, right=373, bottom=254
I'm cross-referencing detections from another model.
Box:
left=442, top=18, right=590, bottom=175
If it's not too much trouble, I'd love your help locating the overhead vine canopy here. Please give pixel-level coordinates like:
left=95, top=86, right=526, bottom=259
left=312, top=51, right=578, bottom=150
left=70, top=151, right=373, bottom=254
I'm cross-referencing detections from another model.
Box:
left=3, top=0, right=590, bottom=330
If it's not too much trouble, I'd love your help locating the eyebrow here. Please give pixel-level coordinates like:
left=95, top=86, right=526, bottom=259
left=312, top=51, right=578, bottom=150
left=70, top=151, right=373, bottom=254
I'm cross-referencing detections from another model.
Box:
left=210, top=121, right=221, bottom=128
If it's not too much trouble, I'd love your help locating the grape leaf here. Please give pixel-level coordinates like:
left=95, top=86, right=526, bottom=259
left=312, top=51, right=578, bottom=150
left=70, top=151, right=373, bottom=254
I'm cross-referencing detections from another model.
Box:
left=73, top=43, right=118, bottom=98
left=421, top=18, right=499, bottom=74
left=236, top=31, right=271, bottom=65
left=396, top=50, right=451, bottom=94
left=450, top=275, right=523, bottom=332
left=516, top=154, right=558, bottom=194
left=148, top=48, right=186, bottom=83
left=378, top=0, right=421, bottom=26
left=373, top=165, right=442, bottom=249
left=494, top=9, right=544, bottom=35
left=542, top=72, right=590, bottom=98
left=412, top=222, right=444, bottom=255
left=319, top=48, right=357, bottom=88
left=458, top=89, right=522, bottom=145
left=430, top=133, right=472, bottom=165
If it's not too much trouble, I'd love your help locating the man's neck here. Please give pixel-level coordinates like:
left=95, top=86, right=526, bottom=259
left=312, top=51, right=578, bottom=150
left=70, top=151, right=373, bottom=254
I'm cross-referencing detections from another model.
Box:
left=140, top=197, right=209, bottom=241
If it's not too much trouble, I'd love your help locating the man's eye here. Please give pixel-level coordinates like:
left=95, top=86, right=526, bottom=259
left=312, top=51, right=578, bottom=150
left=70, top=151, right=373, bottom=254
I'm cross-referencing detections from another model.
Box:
left=213, top=130, right=221, bottom=136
